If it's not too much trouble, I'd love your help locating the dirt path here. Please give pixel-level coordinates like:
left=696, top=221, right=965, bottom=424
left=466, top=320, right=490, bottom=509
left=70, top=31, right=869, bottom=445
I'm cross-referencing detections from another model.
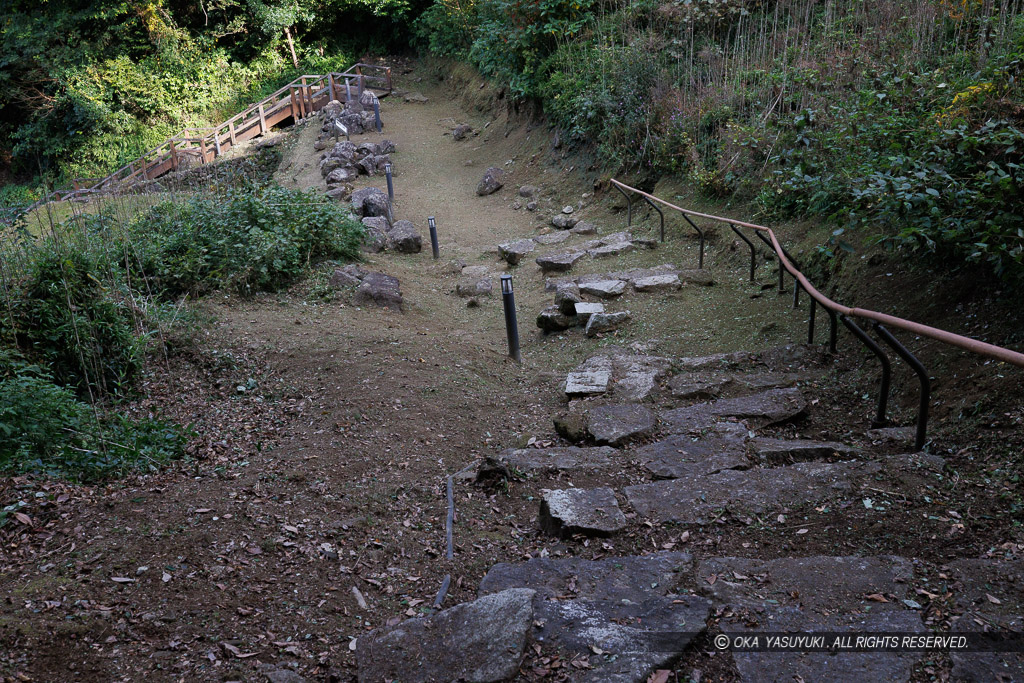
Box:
left=3, top=67, right=1023, bottom=683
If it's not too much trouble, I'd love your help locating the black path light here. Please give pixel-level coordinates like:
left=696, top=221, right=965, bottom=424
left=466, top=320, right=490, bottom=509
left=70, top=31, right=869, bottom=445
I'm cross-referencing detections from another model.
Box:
left=384, top=162, right=394, bottom=204
left=500, top=275, right=521, bottom=363
left=427, top=216, right=440, bottom=259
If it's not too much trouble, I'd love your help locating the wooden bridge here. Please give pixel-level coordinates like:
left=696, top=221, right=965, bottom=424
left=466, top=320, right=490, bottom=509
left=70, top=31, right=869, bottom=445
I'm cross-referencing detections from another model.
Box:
left=25, top=63, right=392, bottom=213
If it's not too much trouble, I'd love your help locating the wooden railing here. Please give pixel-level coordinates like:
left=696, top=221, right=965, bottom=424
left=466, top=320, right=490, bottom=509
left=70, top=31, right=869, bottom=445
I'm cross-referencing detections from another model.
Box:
left=21, top=63, right=392, bottom=215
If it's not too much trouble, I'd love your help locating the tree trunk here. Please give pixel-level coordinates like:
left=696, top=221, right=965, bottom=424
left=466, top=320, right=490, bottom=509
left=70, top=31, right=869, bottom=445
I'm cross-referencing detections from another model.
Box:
left=283, top=26, right=298, bottom=69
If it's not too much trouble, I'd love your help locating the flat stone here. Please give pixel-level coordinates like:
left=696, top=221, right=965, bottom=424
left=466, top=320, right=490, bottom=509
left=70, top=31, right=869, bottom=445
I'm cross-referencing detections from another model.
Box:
left=733, top=371, right=807, bottom=391
left=540, top=487, right=627, bottom=537
left=585, top=310, right=632, bottom=337
left=633, top=274, right=682, bottom=293
left=579, top=280, right=627, bottom=299
left=554, top=283, right=582, bottom=315
left=562, top=205, right=574, bottom=214
left=587, top=404, right=656, bottom=446
left=589, top=242, right=635, bottom=258
left=353, top=272, right=402, bottom=311
left=675, top=351, right=756, bottom=371
left=356, top=588, right=534, bottom=683
left=402, top=91, right=429, bottom=103
left=725, top=607, right=924, bottom=683
left=462, top=266, right=490, bottom=279
left=456, top=278, right=493, bottom=297
left=497, top=238, right=535, bottom=265
left=625, top=460, right=881, bottom=524
left=496, top=446, right=616, bottom=472
left=536, top=250, right=585, bottom=272
left=677, top=269, right=715, bottom=286
left=751, top=437, right=858, bottom=464
left=661, top=388, right=807, bottom=432
left=669, top=373, right=732, bottom=400
left=479, top=551, right=695, bottom=600
left=600, top=231, right=633, bottom=244
left=696, top=555, right=915, bottom=613
left=533, top=231, right=570, bottom=245
left=536, top=306, right=575, bottom=333
left=566, top=370, right=610, bottom=396
left=612, top=353, right=672, bottom=401
left=570, top=221, right=597, bottom=235
left=574, top=302, right=604, bottom=322
left=637, top=431, right=750, bottom=479
left=866, top=426, right=917, bottom=446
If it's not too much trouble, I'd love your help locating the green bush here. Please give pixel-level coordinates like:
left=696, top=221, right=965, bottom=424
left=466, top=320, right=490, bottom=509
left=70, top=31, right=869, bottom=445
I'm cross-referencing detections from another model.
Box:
left=123, top=185, right=365, bottom=296
left=0, top=355, right=186, bottom=482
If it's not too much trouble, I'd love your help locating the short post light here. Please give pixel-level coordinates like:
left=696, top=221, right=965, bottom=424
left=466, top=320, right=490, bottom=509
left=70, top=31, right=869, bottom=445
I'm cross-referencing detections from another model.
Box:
left=427, top=216, right=440, bottom=259
left=500, top=275, right=521, bottom=363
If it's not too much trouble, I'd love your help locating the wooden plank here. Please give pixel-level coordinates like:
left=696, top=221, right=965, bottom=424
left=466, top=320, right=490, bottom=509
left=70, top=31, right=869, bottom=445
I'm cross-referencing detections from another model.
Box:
left=265, top=106, right=293, bottom=129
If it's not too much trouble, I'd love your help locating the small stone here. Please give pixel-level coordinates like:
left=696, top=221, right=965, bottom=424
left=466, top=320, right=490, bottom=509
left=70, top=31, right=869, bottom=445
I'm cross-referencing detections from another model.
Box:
left=561, top=205, right=574, bottom=214
left=634, top=274, right=682, bottom=292
left=585, top=310, right=632, bottom=337
left=452, top=123, right=472, bottom=140
left=587, top=403, right=656, bottom=446
left=498, top=238, right=536, bottom=265
left=565, top=370, right=610, bottom=396
left=402, top=91, right=429, bottom=103
left=579, top=280, right=626, bottom=299
left=456, top=278, right=493, bottom=297
left=536, top=306, right=575, bottom=333
left=554, top=283, right=582, bottom=315
left=477, top=167, right=506, bottom=196
left=327, top=166, right=358, bottom=184
left=536, top=251, right=585, bottom=273
left=540, top=488, right=626, bottom=537
left=510, top=200, right=522, bottom=210
left=525, top=201, right=537, bottom=211
left=519, top=185, right=539, bottom=198
left=573, top=302, right=604, bottom=321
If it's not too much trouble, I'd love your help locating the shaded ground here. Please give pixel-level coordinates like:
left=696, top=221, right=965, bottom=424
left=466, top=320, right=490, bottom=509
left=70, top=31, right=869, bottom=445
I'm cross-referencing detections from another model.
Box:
left=1, top=62, right=1023, bottom=683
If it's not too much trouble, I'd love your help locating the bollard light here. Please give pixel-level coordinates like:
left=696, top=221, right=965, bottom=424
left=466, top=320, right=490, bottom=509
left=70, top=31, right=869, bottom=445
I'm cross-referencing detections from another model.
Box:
left=427, top=216, right=440, bottom=259
left=384, top=162, right=394, bottom=203
left=373, top=100, right=382, bottom=133
left=500, top=274, right=521, bottom=363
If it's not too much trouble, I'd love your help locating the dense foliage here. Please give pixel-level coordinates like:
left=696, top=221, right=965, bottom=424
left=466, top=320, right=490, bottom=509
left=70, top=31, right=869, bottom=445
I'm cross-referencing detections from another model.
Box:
left=0, top=0, right=421, bottom=183
left=416, top=0, right=1024, bottom=282
left=0, top=183, right=362, bottom=480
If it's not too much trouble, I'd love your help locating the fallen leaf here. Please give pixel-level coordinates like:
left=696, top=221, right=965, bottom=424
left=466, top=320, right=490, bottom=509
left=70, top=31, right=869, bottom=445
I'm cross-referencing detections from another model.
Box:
left=14, top=512, right=32, bottom=526
left=221, top=642, right=258, bottom=658
left=796, top=528, right=809, bottom=535
left=648, top=671, right=671, bottom=683
left=865, top=593, right=889, bottom=603
left=987, top=593, right=1002, bottom=605
left=111, top=577, right=135, bottom=584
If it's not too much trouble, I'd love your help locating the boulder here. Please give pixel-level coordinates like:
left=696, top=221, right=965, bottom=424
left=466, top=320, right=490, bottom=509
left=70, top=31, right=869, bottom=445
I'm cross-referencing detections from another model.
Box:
left=533, top=231, right=570, bottom=246
left=518, top=185, right=539, bottom=198
left=330, top=268, right=361, bottom=288
left=324, top=185, right=352, bottom=202
left=476, top=167, right=506, bottom=196
left=356, top=142, right=380, bottom=158
left=363, top=193, right=392, bottom=221
left=403, top=91, right=429, bottom=103
left=585, top=310, right=632, bottom=337
left=536, top=251, right=585, bottom=273
left=565, top=369, right=610, bottom=396
left=554, top=283, right=582, bottom=315
left=320, top=157, right=344, bottom=177
left=570, top=221, right=597, bottom=235
left=329, top=141, right=357, bottom=162
left=497, top=238, right=535, bottom=265
left=536, top=306, right=575, bottom=333
left=350, top=187, right=388, bottom=219
left=326, top=166, right=358, bottom=184
left=551, top=214, right=578, bottom=229
left=353, top=272, right=403, bottom=310
left=387, top=220, right=422, bottom=254
left=378, top=139, right=397, bottom=155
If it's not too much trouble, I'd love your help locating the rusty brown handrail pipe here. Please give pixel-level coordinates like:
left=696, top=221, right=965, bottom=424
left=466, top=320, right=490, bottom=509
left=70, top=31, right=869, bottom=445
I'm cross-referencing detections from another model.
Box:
left=610, top=178, right=1024, bottom=369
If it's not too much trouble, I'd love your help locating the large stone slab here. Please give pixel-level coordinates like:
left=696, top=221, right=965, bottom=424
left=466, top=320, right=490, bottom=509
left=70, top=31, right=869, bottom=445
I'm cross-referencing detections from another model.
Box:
left=574, top=302, right=604, bottom=322
left=696, top=555, right=915, bottom=613
left=579, top=280, right=627, bottom=298
left=669, top=373, right=732, bottom=400
left=661, top=387, right=807, bottom=433
left=540, top=487, right=627, bottom=537
left=496, top=446, right=616, bottom=472
left=356, top=588, right=534, bottom=683
left=612, top=353, right=672, bottom=401
left=633, top=274, right=682, bottom=293
left=625, top=460, right=880, bottom=524
left=536, top=250, right=586, bottom=272
left=751, top=437, right=859, bottom=465
left=723, top=606, right=925, bottom=683
left=637, top=431, right=750, bottom=479
left=479, top=551, right=695, bottom=600
left=498, top=238, right=536, bottom=265
left=585, top=310, right=632, bottom=337
left=588, top=404, right=656, bottom=446
left=566, top=370, right=611, bottom=396
left=534, top=231, right=570, bottom=245
left=675, top=351, right=756, bottom=372
left=589, top=242, right=635, bottom=258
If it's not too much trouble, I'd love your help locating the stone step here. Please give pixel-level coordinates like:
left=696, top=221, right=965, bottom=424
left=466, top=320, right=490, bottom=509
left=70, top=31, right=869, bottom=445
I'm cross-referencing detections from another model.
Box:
left=586, top=403, right=657, bottom=446
left=750, top=436, right=859, bottom=464
left=540, top=487, right=627, bottom=537
left=636, top=425, right=751, bottom=479
left=661, top=387, right=807, bottom=433
left=479, top=553, right=710, bottom=683
left=625, top=460, right=880, bottom=524
left=564, top=351, right=672, bottom=401
left=494, top=446, right=617, bottom=472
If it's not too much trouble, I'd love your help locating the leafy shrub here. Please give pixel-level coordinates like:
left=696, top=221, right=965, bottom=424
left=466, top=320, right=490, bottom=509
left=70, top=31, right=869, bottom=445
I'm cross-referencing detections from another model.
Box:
left=123, top=185, right=364, bottom=296
left=0, top=354, right=186, bottom=482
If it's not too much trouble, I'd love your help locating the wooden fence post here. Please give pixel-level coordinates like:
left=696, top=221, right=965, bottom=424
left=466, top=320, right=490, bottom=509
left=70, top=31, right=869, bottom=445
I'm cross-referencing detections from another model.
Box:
left=229, top=120, right=237, bottom=146
left=213, top=132, right=222, bottom=157
left=200, top=138, right=208, bottom=163
left=258, top=104, right=267, bottom=134
left=170, top=140, right=178, bottom=170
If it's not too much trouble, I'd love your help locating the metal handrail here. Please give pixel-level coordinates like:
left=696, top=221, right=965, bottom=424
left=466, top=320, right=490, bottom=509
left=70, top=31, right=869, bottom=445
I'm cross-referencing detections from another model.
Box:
left=610, top=178, right=1024, bottom=369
